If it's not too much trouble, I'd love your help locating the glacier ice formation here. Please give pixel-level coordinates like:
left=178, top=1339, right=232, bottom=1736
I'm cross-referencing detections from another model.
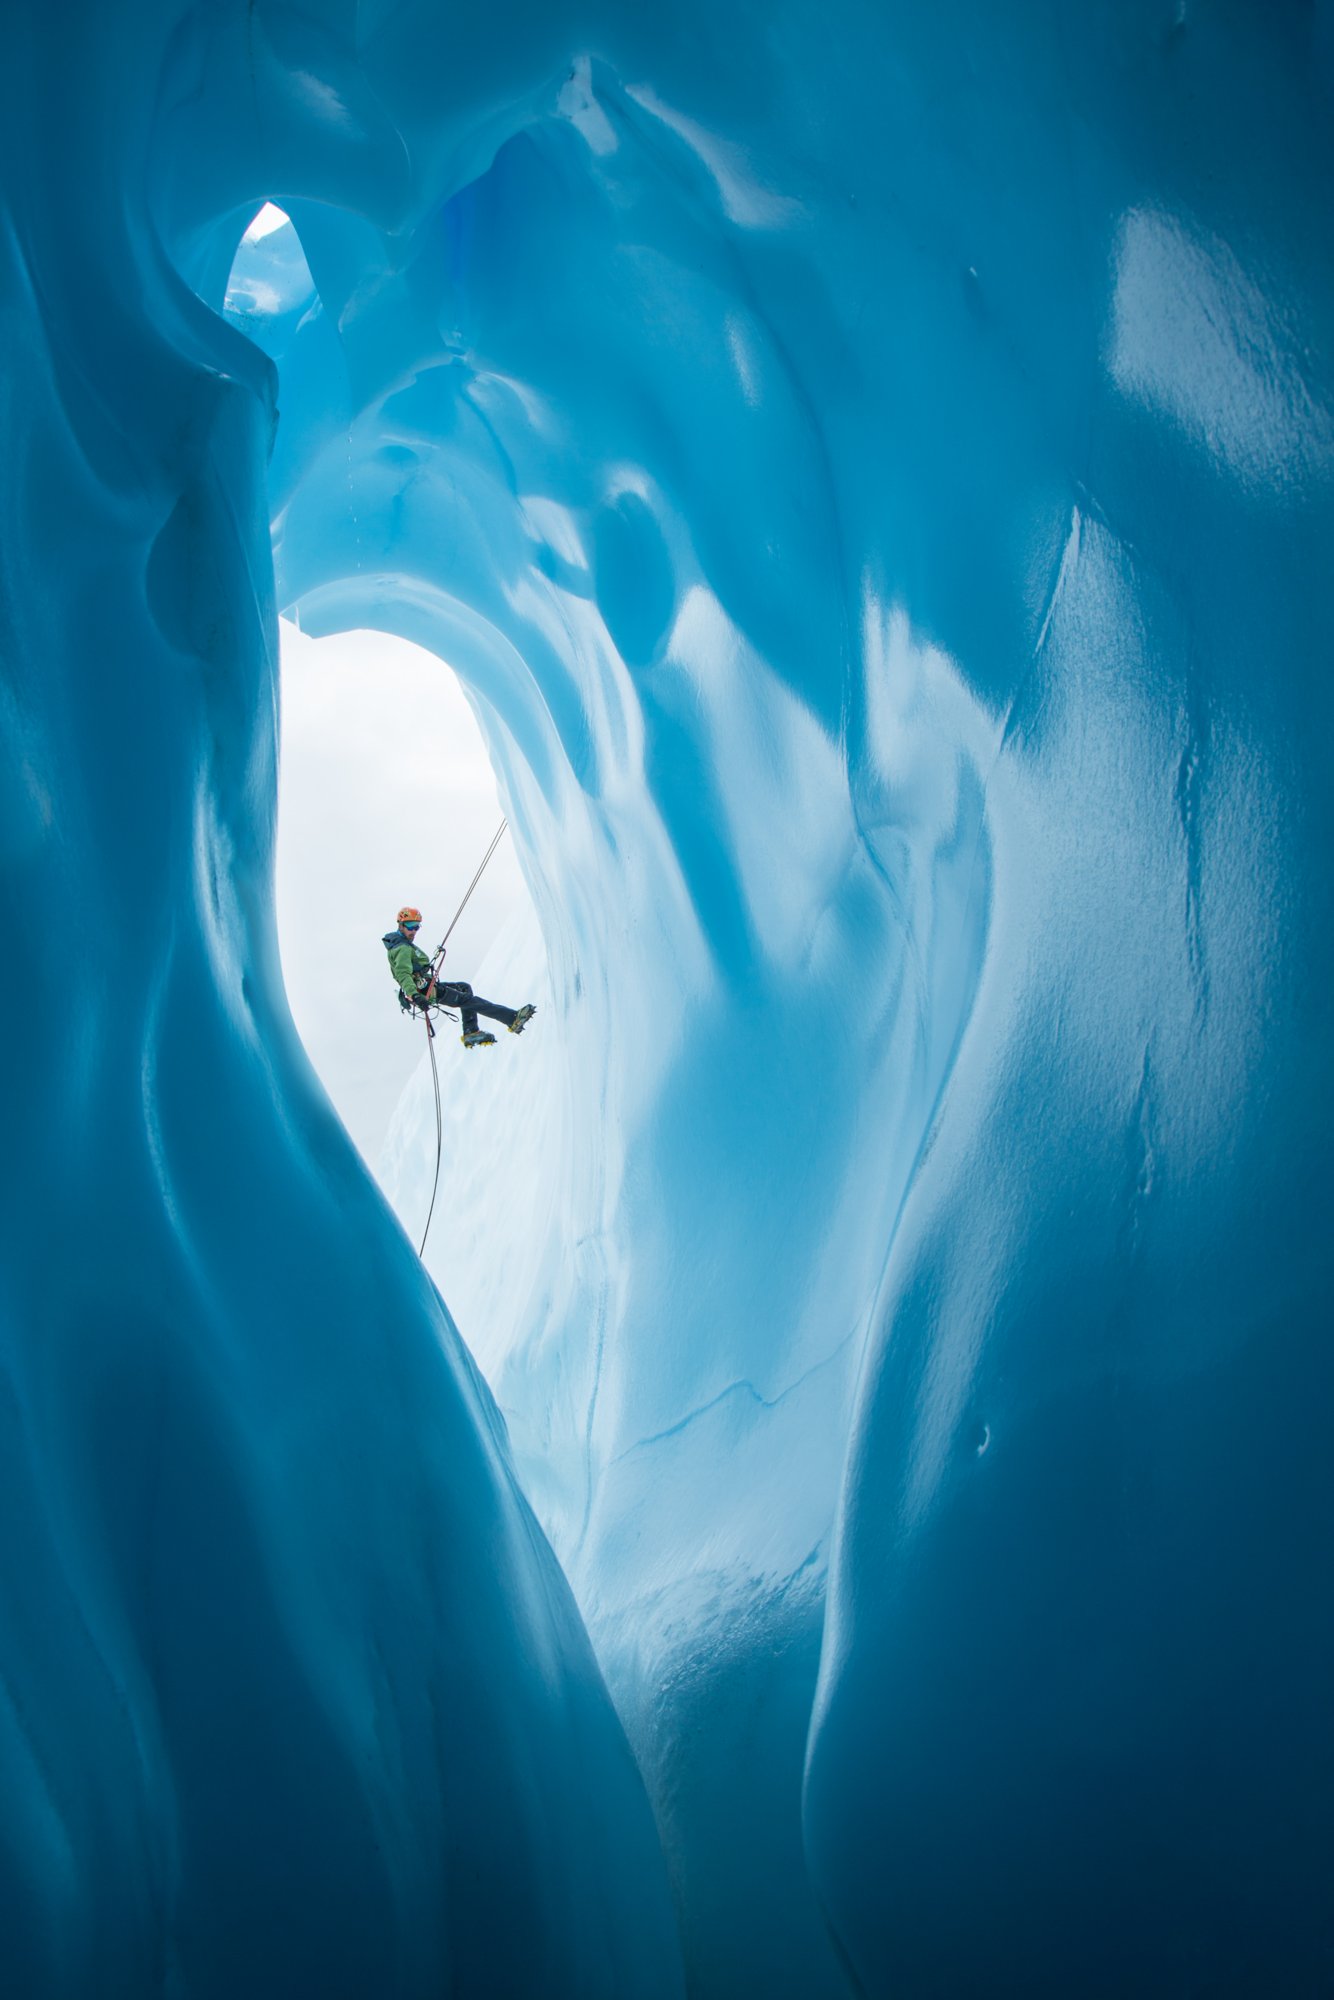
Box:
left=4, top=1, right=1334, bottom=1994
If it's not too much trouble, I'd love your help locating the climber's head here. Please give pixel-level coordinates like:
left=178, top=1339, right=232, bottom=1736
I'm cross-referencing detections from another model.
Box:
left=397, top=905, right=423, bottom=936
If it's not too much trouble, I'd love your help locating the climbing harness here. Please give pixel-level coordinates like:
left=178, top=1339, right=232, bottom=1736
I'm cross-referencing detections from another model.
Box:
left=413, top=816, right=509, bottom=1258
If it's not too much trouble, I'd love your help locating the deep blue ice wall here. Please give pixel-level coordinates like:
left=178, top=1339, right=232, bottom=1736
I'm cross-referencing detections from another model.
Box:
left=0, top=6, right=682, bottom=1996
left=206, top=4, right=1334, bottom=1994
left=3, top=1, right=1334, bottom=1996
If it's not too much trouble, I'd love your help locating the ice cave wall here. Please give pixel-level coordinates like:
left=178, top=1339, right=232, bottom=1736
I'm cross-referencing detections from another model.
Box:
left=2, top=0, right=1333, bottom=1995
left=0, top=5, right=681, bottom=1997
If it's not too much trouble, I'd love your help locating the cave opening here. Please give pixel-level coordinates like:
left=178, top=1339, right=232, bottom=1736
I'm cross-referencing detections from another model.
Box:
left=272, top=614, right=537, bottom=1168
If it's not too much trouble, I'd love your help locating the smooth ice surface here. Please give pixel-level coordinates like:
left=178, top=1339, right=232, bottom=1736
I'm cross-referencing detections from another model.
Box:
left=4, top=2, right=1334, bottom=1995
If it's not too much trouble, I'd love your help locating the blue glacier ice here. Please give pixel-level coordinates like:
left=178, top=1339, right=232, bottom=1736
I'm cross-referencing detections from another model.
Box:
left=3, top=0, right=1333, bottom=1993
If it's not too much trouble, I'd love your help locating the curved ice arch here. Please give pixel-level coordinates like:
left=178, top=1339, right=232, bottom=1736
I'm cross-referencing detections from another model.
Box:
left=218, top=58, right=996, bottom=1991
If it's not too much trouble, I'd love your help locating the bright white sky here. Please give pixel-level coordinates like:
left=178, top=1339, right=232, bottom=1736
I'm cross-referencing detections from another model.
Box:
left=274, top=619, right=533, bottom=1165
left=247, top=202, right=289, bottom=239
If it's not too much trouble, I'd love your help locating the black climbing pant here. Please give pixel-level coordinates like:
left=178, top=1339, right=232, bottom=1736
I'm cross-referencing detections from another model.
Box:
left=428, top=980, right=517, bottom=1036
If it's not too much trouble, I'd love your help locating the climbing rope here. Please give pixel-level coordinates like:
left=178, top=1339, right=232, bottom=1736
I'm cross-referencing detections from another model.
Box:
left=416, top=816, right=509, bottom=1259
left=418, top=1008, right=444, bottom=1259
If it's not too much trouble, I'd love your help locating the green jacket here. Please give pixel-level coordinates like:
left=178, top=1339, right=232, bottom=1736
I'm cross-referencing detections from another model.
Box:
left=383, top=928, right=436, bottom=1004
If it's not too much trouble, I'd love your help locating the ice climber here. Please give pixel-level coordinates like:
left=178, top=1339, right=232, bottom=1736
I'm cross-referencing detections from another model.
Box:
left=384, top=906, right=536, bottom=1049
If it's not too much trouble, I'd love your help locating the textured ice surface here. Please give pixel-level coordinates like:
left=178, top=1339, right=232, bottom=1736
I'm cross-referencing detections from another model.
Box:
left=4, top=1, right=1334, bottom=1994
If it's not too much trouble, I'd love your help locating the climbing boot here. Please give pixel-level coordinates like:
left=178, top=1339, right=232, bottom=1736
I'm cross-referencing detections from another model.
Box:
left=462, top=1030, right=497, bottom=1049
left=508, top=1004, right=537, bottom=1034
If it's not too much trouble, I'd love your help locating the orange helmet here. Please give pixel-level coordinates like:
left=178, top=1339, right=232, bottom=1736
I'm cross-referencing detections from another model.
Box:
left=397, top=905, right=423, bottom=930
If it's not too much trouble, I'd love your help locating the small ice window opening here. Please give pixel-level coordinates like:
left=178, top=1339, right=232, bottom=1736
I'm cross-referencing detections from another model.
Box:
left=245, top=201, right=291, bottom=242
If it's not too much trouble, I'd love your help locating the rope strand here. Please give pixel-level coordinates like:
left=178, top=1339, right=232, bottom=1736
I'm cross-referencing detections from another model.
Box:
left=418, top=1012, right=443, bottom=1259
left=430, top=817, right=507, bottom=971
left=416, top=815, right=508, bottom=1258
